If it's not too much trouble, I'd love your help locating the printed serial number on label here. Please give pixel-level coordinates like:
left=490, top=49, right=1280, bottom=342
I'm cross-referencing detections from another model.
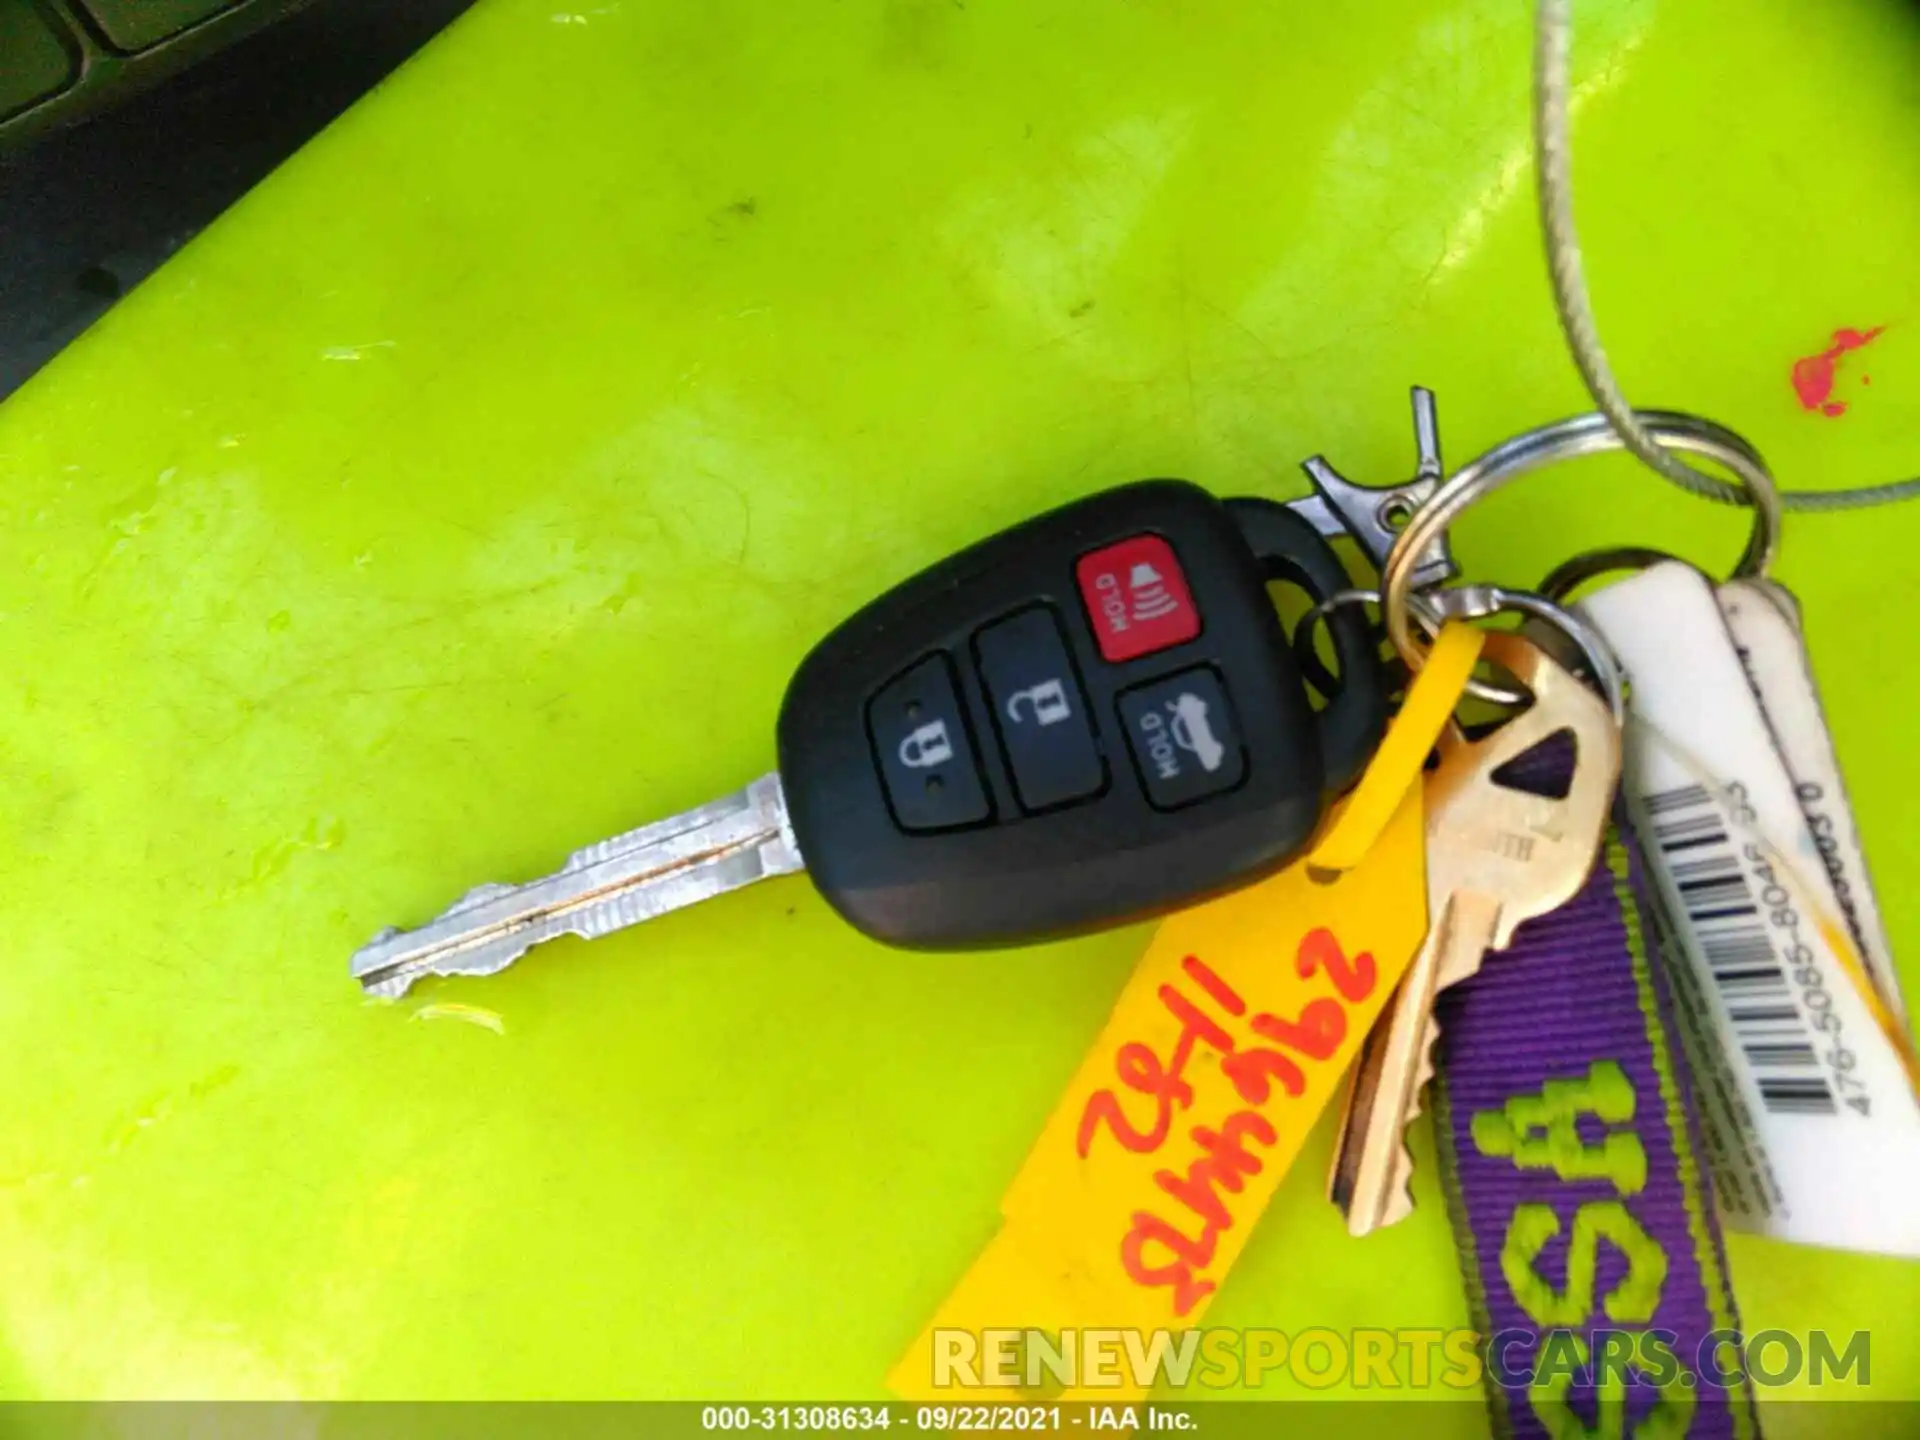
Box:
left=1642, top=783, right=1865, bottom=1117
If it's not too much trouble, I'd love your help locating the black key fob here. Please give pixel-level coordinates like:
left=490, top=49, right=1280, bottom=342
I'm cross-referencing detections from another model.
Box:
left=775, top=479, right=1387, bottom=948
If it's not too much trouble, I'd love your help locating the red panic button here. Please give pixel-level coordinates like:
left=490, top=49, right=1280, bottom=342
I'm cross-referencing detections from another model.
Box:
left=1075, top=535, right=1201, bottom=662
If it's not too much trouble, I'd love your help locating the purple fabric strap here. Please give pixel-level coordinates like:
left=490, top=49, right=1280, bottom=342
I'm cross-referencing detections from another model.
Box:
left=1431, top=814, right=1759, bottom=1439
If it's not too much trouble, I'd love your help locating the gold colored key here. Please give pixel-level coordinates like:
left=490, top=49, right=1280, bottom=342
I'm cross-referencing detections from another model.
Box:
left=1329, top=631, right=1622, bottom=1235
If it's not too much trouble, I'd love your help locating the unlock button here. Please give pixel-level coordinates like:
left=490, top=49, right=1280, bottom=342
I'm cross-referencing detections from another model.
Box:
left=976, top=606, right=1106, bottom=813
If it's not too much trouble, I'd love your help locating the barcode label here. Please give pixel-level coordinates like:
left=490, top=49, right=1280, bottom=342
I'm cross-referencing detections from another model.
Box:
left=1643, top=783, right=1837, bottom=1117
left=1585, top=561, right=1920, bottom=1253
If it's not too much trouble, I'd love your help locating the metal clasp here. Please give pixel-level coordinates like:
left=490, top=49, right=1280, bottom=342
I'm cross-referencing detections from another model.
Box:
left=1288, top=386, right=1457, bottom=588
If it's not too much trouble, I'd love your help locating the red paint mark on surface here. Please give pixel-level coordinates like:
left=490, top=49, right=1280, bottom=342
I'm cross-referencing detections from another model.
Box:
left=1792, top=326, right=1885, bottom=417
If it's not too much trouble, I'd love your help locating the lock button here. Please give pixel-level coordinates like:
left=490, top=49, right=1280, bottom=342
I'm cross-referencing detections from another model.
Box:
left=869, top=653, right=992, bottom=832
left=975, top=606, right=1106, bottom=813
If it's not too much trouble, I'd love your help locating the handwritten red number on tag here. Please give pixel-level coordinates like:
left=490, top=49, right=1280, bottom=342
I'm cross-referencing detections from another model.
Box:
left=1250, top=999, right=1347, bottom=1062
left=1076, top=1045, right=1190, bottom=1158
left=1154, top=1111, right=1279, bottom=1230
left=1076, top=961, right=1251, bottom=1160
left=1297, top=926, right=1376, bottom=1001
left=1120, top=1211, right=1220, bottom=1318
left=1217, top=1041, right=1306, bottom=1104
left=1179, top=955, right=1248, bottom=1016
left=1100, top=926, right=1387, bottom=1316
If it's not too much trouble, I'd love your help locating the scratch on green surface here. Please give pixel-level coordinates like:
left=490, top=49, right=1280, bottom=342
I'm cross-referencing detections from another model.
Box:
left=412, top=1003, right=509, bottom=1036
left=1, top=1064, right=243, bottom=1191
left=103, top=1066, right=244, bottom=1156
left=221, top=815, right=347, bottom=899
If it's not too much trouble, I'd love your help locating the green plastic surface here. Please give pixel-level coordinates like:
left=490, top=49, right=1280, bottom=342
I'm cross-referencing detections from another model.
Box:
left=1, top=0, right=1916, bottom=1409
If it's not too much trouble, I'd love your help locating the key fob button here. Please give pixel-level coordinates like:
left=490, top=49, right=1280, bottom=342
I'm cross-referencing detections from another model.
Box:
left=1075, top=534, right=1202, bottom=662
left=868, top=654, right=992, bottom=832
left=974, top=605, right=1106, bottom=813
left=1117, top=666, right=1247, bottom=810
left=777, top=478, right=1383, bottom=949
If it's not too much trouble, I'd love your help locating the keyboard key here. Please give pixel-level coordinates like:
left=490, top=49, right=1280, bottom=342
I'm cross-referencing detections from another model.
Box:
left=77, top=0, right=241, bottom=53
left=0, top=0, right=76, bottom=118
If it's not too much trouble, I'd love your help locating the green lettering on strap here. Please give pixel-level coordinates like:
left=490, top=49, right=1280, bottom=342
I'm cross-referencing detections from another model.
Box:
left=1472, top=1060, right=1648, bottom=1195
left=1528, top=1332, right=1698, bottom=1440
left=1499, top=1201, right=1669, bottom=1327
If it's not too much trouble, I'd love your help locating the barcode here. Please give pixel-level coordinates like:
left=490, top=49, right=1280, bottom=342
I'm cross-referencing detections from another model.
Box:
left=1644, top=784, right=1836, bottom=1117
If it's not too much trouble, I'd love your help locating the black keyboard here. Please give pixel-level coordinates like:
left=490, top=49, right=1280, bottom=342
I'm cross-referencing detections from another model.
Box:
left=0, top=0, right=314, bottom=152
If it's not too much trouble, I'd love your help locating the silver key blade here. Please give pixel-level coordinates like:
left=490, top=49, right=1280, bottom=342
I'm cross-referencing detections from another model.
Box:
left=351, top=772, right=803, bottom=999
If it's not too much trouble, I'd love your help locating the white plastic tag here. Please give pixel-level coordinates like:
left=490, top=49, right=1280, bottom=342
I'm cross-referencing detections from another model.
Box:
left=1579, top=562, right=1920, bottom=1256
left=1718, top=579, right=1907, bottom=1021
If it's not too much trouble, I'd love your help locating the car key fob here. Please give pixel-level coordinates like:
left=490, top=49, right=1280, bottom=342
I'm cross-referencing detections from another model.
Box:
left=775, top=478, right=1388, bottom=948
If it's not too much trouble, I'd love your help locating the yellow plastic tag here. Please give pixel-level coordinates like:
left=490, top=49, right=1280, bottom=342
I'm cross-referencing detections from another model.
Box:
left=888, top=1226, right=1169, bottom=1403
left=888, top=785, right=1427, bottom=1400
left=887, top=627, right=1485, bottom=1402
left=1000, top=624, right=1480, bottom=1230
left=1003, top=780, right=1427, bottom=1283
left=1307, top=620, right=1485, bottom=873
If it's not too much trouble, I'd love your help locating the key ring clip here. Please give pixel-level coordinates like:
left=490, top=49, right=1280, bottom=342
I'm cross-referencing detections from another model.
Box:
left=1381, top=409, right=1783, bottom=706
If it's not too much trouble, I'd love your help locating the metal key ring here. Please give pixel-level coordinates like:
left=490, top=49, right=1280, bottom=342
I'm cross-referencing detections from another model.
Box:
left=1294, top=588, right=1406, bottom=702
left=1290, top=583, right=1623, bottom=726
left=1422, top=582, right=1627, bottom=725
left=1297, top=587, right=1449, bottom=649
left=1537, top=545, right=1682, bottom=604
left=1292, top=586, right=1437, bottom=701
left=1382, top=410, right=1783, bottom=698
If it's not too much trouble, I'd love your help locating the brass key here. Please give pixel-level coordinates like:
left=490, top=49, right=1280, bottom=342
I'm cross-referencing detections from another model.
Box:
left=1329, top=631, right=1622, bottom=1235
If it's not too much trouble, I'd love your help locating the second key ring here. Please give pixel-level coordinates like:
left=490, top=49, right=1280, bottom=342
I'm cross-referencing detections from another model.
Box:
left=1380, top=409, right=1784, bottom=700
left=1294, top=583, right=1626, bottom=725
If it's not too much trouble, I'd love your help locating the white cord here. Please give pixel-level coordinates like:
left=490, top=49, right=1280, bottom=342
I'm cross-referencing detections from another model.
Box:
left=1535, top=0, right=1920, bottom=513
